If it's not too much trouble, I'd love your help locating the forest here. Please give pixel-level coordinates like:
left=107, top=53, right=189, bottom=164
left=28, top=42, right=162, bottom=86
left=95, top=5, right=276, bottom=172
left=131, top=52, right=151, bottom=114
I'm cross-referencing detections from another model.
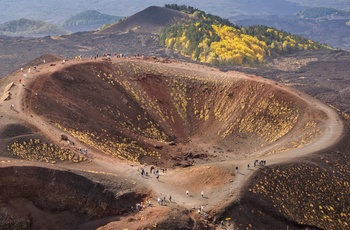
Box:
left=161, top=4, right=328, bottom=66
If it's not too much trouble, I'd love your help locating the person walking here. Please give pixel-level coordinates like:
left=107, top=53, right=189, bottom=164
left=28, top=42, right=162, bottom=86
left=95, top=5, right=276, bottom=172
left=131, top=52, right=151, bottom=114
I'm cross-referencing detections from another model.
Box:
left=201, top=191, right=204, bottom=198
left=186, top=190, right=189, bottom=196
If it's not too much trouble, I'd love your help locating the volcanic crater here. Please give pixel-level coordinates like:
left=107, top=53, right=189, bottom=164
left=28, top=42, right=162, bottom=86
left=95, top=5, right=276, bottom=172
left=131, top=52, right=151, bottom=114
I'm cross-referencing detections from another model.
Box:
left=25, top=58, right=327, bottom=166
left=0, top=56, right=345, bottom=229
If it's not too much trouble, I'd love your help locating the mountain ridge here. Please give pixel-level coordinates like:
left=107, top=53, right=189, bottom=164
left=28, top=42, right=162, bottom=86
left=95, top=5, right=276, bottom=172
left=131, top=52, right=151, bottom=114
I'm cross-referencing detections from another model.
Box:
left=63, top=10, right=122, bottom=32
left=0, top=18, right=70, bottom=37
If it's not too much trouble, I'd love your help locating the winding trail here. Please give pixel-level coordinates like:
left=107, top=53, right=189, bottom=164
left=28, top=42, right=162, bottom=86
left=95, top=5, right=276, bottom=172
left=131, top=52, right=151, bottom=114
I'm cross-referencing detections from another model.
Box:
left=0, top=57, right=344, bottom=227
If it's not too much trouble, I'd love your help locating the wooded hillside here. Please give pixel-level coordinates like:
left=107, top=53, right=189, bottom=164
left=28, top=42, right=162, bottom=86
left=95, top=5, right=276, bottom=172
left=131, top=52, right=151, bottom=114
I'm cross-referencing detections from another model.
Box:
left=160, top=4, right=328, bottom=66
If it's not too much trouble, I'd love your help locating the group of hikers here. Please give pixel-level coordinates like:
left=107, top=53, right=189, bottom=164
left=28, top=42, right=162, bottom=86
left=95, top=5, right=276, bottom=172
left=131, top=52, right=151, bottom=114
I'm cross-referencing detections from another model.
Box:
left=81, top=52, right=146, bottom=60
left=236, top=159, right=267, bottom=174
left=253, top=159, right=266, bottom=167
left=139, top=165, right=167, bottom=181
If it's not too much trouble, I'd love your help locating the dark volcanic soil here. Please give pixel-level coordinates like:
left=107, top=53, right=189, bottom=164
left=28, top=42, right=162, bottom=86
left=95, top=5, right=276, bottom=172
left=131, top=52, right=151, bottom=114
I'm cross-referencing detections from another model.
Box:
left=0, top=166, right=144, bottom=230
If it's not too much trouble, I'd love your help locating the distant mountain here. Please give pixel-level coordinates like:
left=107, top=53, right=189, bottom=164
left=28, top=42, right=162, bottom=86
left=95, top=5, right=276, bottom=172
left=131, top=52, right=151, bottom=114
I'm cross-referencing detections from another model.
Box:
left=0, top=18, right=70, bottom=37
left=98, top=6, right=189, bottom=35
left=232, top=7, right=350, bottom=51
left=288, top=0, right=350, bottom=10
left=296, top=7, right=350, bottom=19
left=63, top=10, right=122, bottom=32
left=0, top=0, right=305, bottom=25
left=0, top=0, right=348, bottom=25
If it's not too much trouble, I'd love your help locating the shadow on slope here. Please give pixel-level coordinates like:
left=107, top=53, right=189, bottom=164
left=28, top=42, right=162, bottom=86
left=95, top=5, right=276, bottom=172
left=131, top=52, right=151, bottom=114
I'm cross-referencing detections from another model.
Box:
left=0, top=166, right=144, bottom=230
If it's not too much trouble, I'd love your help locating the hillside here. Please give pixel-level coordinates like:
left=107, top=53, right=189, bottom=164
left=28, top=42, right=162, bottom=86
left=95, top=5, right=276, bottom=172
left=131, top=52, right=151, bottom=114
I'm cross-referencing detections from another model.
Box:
left=98, top=6, right=189, bottom=35
left=0, top=18, right=70, bottom=37
left=160, top=5, right=327, bottom=66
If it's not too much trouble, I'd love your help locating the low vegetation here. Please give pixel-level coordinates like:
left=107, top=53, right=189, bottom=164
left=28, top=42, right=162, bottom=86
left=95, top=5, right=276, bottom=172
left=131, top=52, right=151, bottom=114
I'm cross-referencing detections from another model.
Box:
left=8, top=139, right=89, bottom=163
left=249, top=161, right=350, bottom=229
left=55, top=123, right=161, bottom=162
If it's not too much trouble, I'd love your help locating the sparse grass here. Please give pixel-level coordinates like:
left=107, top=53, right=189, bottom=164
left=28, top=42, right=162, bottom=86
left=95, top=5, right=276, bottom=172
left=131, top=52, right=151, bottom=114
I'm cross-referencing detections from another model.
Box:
left=248, top=161, right=350, bottom=229
left=8, top=139, right=89, bottom=163
left=55, top=123, right=161, bottom=162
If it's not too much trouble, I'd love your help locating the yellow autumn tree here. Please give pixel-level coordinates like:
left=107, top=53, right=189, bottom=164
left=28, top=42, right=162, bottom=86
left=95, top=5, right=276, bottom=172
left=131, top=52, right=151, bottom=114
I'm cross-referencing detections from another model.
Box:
left=208, top=25, right=267, bottom=65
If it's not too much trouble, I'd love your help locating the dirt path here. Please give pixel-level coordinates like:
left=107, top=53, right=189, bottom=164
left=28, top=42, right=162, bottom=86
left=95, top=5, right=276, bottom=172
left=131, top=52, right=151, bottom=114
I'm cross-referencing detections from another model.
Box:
left=0, top=57, right=344, bottom=227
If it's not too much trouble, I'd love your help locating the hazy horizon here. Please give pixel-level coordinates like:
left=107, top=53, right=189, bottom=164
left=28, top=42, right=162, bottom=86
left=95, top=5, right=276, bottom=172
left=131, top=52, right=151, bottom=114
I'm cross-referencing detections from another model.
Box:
left=1, top=0, right=348, bottom=24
